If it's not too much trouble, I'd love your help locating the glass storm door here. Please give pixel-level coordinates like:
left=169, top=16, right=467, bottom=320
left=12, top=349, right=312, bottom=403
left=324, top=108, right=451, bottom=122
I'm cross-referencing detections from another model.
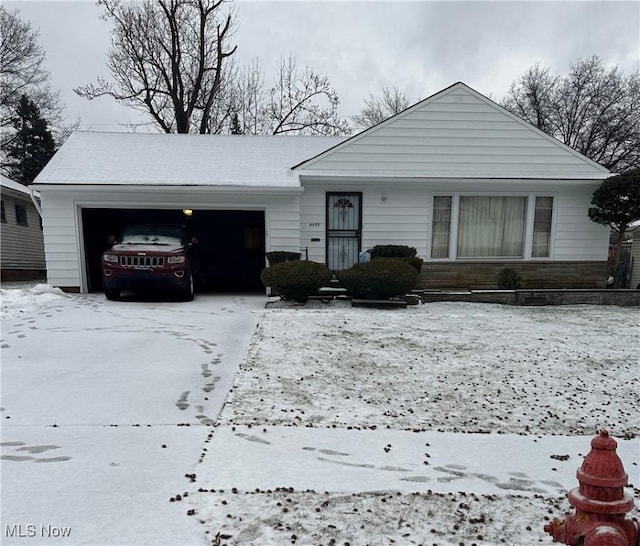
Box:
left=326, top=192, right=362, bottom=270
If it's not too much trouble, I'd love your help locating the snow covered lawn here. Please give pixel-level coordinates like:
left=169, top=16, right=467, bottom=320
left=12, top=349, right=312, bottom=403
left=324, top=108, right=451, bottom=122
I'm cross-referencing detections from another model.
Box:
left=195, top=300, right=639, bottom=545
left=1, top=286, right=638, bottom=546
left=223, top=301, right=639, bottom=437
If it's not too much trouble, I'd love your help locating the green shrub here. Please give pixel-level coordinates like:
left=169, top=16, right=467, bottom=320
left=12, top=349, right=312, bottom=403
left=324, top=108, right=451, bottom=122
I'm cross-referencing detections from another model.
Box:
left=336, top=258, right=418, bottom=299
left=497, top=268, right=522, bottom=289
left=266, top=251, right=301, bottom=265
left=370, top=245, right=417, bottom=259
left=403, top=256, right=424, bottom=272
left=260, top=260, right=332, bottom=303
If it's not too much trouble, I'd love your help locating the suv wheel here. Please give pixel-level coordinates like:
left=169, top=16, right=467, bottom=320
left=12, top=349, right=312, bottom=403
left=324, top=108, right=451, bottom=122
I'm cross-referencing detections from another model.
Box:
left=181, top=273, right=194, bottom=302
left=105, top=286, right=120, bottom=300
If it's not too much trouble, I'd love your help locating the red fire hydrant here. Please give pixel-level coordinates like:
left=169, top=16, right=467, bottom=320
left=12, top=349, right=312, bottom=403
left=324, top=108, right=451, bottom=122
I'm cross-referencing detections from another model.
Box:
left=544, top=429, right=639, bottom=546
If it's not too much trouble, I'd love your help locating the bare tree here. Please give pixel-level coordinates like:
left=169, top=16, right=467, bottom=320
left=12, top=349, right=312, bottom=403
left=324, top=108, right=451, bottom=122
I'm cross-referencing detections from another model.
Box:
left=502, top=56, right=640, bottom=173
left=502, top=63, right=558, bottom=135
left=0, top=6, right=64, bottom=132
left=352, top=85, right=412, bottom=129
left=231, top=60, right=270, bottom=135
left=75, top=0, right=237, bottom=134
left=266, top=55, right=350, bottom=135
left=231, top=55, right=350, bottom=136
left=0, top=6, right=73, bottom=178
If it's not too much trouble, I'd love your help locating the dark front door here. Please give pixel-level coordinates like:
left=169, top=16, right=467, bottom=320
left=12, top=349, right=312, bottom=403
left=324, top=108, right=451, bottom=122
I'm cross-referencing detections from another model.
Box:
left=326, top=192, right=362, bottom=270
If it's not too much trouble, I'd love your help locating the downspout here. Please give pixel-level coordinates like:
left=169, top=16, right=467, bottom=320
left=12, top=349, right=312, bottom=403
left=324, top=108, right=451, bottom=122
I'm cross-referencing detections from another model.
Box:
left=28, top=187, right=42, bottom=218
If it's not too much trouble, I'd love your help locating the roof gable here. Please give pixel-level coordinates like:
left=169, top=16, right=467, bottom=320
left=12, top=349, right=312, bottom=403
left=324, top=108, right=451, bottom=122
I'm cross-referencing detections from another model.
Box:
left=294, top=82, right=609, bottom=179
left=1, top=175, right=40, bottom=199
left=1, top=175, right=30, bottom=194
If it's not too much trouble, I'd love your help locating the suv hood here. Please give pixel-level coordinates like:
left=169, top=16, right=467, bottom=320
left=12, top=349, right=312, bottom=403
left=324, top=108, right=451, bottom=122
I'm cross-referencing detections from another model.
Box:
left=109, top=243, right=185, bottom=253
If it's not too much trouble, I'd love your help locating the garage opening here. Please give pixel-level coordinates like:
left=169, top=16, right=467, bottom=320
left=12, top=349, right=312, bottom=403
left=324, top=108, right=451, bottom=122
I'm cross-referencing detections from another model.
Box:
left=81, top=208, right=266, bottom=293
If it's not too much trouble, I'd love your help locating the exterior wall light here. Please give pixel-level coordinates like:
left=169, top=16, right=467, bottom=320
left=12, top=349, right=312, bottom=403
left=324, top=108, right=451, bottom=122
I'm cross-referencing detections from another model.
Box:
left=183, top=209, right=193, bottom=216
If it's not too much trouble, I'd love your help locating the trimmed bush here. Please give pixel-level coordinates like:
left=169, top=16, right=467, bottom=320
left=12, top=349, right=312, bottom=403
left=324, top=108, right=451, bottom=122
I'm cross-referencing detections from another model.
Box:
left=403, top=256, right=424, bottom=273
left=370, top=245, right=417, bottom=259
left=266, top=251, right=301, bottom=265
left=260, top=260, right=332, bottom=303
left=336, top=257, right=419, bottom=299
left=497, top=268, right=522, bottom=289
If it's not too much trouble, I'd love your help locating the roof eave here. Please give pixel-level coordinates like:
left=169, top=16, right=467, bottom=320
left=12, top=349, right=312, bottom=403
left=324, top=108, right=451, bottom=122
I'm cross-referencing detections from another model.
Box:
left=296, top=170, right=610, bottom=182
left=31, top=183, right=303, bottom=194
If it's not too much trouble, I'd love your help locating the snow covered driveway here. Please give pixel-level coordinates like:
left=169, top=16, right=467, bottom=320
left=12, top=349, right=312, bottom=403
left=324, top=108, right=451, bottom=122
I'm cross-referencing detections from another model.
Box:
left=1, top=287, right=264, bottom=546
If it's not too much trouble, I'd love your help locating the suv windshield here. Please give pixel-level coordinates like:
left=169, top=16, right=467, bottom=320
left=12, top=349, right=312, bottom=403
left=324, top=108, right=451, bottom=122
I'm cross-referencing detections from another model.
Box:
left=120, top=225, right=184, bottom=245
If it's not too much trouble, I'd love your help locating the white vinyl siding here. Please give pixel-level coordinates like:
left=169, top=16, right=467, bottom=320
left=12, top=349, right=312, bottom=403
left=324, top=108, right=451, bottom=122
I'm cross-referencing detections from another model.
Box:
left=301, top=179, right=609, bottom=266
left=299, top=85, right=608, bottom=179
left=38, top=187, right=301, bottom=292
left=300, top=183, right=429, bottom=265
left=552, top=186, right=609, bottom=261
left=425, top=184, right=608, bottom=262
left=38, top=191, right=79, bottom=287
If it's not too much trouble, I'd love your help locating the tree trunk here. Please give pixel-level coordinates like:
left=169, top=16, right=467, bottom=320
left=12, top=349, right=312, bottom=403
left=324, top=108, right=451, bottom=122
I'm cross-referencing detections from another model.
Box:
left=613, top=229, right=626, bottom=288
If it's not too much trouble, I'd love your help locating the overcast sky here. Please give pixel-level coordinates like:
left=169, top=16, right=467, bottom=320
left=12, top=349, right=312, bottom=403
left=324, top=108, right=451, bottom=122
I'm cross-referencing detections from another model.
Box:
left=6, top=0, right=640, bottom=133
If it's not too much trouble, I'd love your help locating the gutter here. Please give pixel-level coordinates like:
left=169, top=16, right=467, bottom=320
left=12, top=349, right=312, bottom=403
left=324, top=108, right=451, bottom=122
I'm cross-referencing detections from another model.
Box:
left=28, top=186, right=42, bottom=218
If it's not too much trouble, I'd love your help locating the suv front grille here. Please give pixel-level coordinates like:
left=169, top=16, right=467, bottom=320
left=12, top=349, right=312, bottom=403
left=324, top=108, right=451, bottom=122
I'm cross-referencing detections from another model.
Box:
left=120, top=256, right=165, bottom=268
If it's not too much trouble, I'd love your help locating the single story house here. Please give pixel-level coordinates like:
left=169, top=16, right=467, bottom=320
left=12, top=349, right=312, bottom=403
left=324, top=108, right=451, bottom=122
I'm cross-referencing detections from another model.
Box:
left=32, top=82, right=611, bottom=293
left=1, top=175, right=46, bottom=282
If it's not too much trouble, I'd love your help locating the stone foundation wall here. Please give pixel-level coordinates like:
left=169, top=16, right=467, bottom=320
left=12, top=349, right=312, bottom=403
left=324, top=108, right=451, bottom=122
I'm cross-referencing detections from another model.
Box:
left=417, top=261, right=607, bottom=290
left=419, top=289, right=640, bottom=306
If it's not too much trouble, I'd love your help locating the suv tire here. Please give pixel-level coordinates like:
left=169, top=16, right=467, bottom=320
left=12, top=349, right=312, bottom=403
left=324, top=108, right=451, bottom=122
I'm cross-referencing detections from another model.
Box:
left=181, top=273, right=194, bottom=302
left=105, top=286, right=120, bottom=301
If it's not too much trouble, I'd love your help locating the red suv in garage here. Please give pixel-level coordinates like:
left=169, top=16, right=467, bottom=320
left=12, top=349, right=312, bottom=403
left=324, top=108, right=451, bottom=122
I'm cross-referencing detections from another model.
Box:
left=102, top=224, right=196, bottom=301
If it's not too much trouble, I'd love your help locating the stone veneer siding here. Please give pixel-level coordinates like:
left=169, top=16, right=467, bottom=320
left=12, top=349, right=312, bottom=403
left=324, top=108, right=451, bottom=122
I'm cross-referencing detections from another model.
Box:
left=417, top=261, right=607, bottom=290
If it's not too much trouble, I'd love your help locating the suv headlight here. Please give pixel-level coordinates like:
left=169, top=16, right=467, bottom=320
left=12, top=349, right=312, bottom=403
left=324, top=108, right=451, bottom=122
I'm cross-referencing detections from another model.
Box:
left=167, top=256, right=186, bottom=264
left=103, top=254, right=119, bottom=263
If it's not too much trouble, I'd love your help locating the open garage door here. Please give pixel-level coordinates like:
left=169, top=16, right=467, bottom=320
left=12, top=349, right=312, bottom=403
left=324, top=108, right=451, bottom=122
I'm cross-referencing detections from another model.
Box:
left=81, top=208, right=265, bottom=293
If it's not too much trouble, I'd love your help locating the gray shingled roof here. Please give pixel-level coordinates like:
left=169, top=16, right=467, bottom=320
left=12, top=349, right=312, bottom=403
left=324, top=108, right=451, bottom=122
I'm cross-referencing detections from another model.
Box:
left=34, top=132, right=346, bottom=187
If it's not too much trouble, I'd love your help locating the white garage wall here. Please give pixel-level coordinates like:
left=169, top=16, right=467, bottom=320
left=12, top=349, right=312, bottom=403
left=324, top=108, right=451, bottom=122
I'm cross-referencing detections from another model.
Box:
left=38, top=187, right=302, bottom=292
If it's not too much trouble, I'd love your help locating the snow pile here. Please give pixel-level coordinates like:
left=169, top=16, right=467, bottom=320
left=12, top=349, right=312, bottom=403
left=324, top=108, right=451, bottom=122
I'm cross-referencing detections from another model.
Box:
left=0, top=283, right=66, bottom=320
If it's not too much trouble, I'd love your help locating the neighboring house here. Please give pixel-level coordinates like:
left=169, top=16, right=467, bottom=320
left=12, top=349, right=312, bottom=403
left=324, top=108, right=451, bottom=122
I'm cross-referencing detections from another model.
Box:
left=0, top=176, right=46, bottom=282
left=32, top=82, right=610, bottom=293
left=630, top=226, right=640, bottom=289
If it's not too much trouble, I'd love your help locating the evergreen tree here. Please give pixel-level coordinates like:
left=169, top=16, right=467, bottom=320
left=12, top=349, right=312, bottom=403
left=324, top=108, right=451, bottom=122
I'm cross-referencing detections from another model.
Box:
left=230, top=111, right=243, bottom=134
left=5, top=94, right=56, bottom=184
left=588, top=169, right=640, bottom=287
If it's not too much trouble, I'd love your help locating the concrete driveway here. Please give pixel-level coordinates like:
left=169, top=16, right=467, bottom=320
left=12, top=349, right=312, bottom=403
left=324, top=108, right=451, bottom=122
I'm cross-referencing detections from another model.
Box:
left=1, top=291, right=265, bottom=545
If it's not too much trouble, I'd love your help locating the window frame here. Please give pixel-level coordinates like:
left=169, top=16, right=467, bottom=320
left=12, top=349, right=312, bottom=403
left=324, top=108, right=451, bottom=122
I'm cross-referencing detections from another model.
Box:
left=429, top=192, right=556, bottom=261
left=457, top=195, right=528, bottom=259
left=1, top=200, right=6, bottom=223
left=531, top=196, right=554, bottom=258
